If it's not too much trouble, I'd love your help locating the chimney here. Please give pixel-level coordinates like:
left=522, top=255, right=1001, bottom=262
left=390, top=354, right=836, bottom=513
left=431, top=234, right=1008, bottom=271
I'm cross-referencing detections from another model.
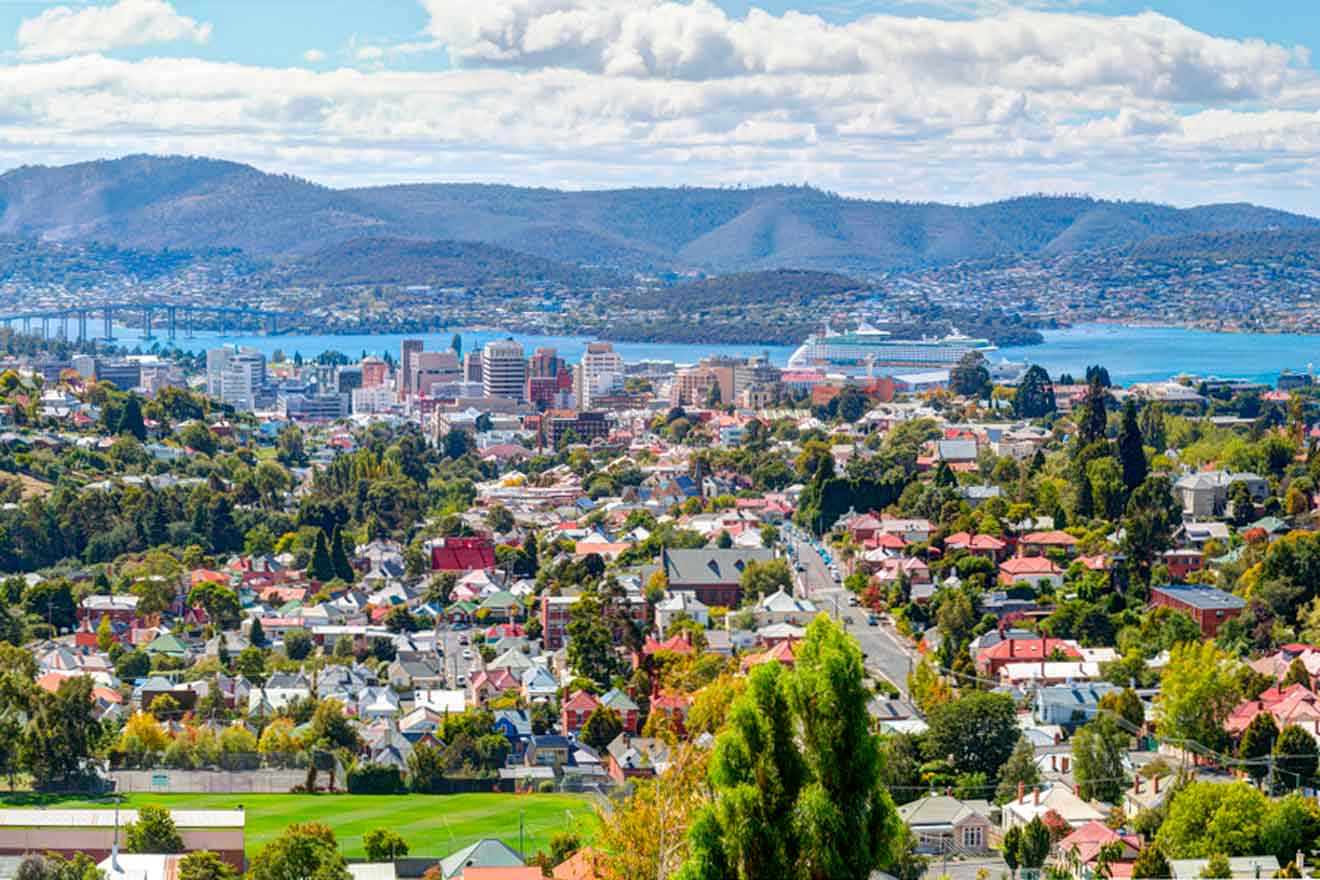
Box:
left=1051, top=755, right=1057, bottom=772
left=1018, top=781, right=1025, bottom=803
left=1062, top=757, right=1070, bottom=773
left=1154, top=776, right=1161, bottom=794
left=1033, top=786, right=1041, bottom=806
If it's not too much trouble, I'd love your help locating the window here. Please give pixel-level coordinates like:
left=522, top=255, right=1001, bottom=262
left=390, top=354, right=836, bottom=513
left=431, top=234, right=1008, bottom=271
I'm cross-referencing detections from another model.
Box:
left=963, top=826, right=984, bottom=849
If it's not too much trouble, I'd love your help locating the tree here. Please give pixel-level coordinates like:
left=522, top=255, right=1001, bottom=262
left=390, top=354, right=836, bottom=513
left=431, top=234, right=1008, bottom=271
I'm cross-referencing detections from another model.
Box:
left=330, top=527, right=354, bottom=583
left=20, top=676, right=100, bottom=787
left=284, top=628, right=313, bottom=661
left=1013, top=365, right=1056, bottom=419
left=189, top=582, right=240, bottom=629
left=565, top=593, right=622, bottom=688
left=739, top=558, right=792, bottom=599
left=179, top=851, right=238, bottom=880
left=249, top=617, right=267, bottom=647
left=1098, top=688, right=1145, bottom=729
left=363, top=828, right=409, bottom=861
left=307, top=530, right=334, bottom=582
left=1071, top=715, right=1127, bottom=803
left=950, top=352, right=991, bottom=399
left=581, top=707, right=624, bottom=751
left=1282, top=658, right=1310, bottom=690
left=1077, top=377, right=1109, bottom=447
left=1002, top=826, right=1021, bottom=879
left=996, top=738, right=1041, bottom=804
left=596, top=744, right=710, bottom=880
left=246, top=822, right=351, bottom=880
left=1155, top=781, right=1270, bottom=858
left=119, top=394, right=146, bottom=441
left=1200, top=853, right=1232, bottom=878
left=96, top=615, right=114, bottom=652
left=1156, top=641, right=1239, bottom=752
left=1238, top=712, right=1279, bottom=781
left=1117, top=398, right=1148, bottom=491
left=924, top=691, right=1019, bottom=778
left=125, top=804, right=184, bottom=853
left=1131, top=844, right=1171, bottom=879
left=785, top=615, right=901, bottom=880
left=1274, top=724, right=1318, bottom=790
left=678, top=662, right=806, bottom=880
left=1011, top=816, right=1051, bottom=873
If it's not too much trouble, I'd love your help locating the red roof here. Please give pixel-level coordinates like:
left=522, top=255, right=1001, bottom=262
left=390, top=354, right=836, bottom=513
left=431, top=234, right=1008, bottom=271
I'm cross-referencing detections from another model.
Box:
left=946, top=532, right=1006, bottom=551
left=1020, top=530, right=1079, bottom=547
left=999, top=556, right=1062, bottom=575
left=562, top=690, right=602, bottom=713
left=978, top=638, right=1081, bottom=664
left=643, top=634, right=696, bottom=656
left=431, top=537, right=496, bottom=572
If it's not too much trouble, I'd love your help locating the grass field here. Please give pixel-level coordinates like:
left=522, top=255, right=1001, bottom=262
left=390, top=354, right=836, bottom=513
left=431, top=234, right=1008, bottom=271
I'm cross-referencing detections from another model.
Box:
left=0, top=792, right=598, bottom=860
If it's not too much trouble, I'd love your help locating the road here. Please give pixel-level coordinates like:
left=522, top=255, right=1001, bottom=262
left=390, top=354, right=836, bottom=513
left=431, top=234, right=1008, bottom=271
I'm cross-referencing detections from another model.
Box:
left=786, top=529, right=917, bottom=697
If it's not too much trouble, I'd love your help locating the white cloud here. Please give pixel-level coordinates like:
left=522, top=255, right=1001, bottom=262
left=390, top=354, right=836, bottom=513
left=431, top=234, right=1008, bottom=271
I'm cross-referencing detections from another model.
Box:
left=17, top=0, right=212, bottom=59
left=0, top=2, right=1314, bottom=212
left=302, top=49, right=326, bottom=63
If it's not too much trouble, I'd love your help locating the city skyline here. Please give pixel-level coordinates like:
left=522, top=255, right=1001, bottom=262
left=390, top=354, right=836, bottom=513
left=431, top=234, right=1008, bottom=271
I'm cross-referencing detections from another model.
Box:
left=0, top=0, right=1313, bottom=211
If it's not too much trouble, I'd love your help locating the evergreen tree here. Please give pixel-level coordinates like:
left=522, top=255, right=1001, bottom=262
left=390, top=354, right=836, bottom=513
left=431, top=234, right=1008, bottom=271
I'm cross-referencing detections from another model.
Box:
left=1013, top=365, right=1056, bottom=419
left=1072, top=714, right=1127, bottom=802
left=1275, top=724, right=1319, bottom=789
left=1237, top=712, right=1278, bottom=781
left=950, top=351, right=992, bottom=399
left=451, top=334, right=462, bottom=358
left=330, top=528, right=354, bottom=582
left=1282, top=658, right=1311, bottom=690
left=1117, top=398, right=1148, bottom=492
left=1131, top=845, right=1171, bottom=879
left=1077, top=377, right=1109, bottom=447
left=249, top=618, right=266, bottom=648
left=119, top=394, right=146, bottom=441
left=307, top=530, right=334, bottom=582
left=1074, top=465, right=1095, bottom=520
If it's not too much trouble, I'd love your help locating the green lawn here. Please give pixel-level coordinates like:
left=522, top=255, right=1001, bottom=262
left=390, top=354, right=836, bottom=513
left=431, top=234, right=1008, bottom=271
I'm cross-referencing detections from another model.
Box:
left=0, top=792, right=598, bottom=860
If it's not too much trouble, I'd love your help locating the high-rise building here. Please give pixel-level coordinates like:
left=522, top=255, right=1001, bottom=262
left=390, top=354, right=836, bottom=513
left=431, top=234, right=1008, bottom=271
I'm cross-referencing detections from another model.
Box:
left=412, top=350, right=461, bottom=398
left=400, top=339, right=423, bottom=401
left=576, top=341, right=624, bottom=410
left=216, top=350, right=266, bottom=411
left=361, top=356, right=389, bottom=389
left=463, top=351, right=483, bottom=383
left=529, top=347, right=565, bottom=379
left=482, top=339, right=528, bottom=402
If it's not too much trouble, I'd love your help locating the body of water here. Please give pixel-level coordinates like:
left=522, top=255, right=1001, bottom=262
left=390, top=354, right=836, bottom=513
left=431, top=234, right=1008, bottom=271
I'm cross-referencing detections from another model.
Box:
left=111, top=323, right=1320, bottom=386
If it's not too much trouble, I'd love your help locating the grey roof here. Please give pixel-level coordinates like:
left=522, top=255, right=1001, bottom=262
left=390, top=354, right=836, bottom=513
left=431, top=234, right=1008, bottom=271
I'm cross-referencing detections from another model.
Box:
left=438, top=839, right=524, bottom=879
left=1170, top=857, right=1279, bottom=880
left=1151, top=584, right=1246, bottom=611
left=1036, top=683, right=1121, bottom=710
left=897, top=795, right=993, bottom=828
left=663, top=548, right=774, bottom=586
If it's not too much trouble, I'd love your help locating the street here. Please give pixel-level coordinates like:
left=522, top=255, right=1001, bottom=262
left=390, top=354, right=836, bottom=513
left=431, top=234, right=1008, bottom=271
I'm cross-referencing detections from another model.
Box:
left=786, top=529, right=917, bottom=697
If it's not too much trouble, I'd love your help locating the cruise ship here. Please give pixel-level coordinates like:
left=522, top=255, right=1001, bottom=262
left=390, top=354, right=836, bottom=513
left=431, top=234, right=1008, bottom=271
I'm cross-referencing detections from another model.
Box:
left=787, top=322, right=998, bottom=375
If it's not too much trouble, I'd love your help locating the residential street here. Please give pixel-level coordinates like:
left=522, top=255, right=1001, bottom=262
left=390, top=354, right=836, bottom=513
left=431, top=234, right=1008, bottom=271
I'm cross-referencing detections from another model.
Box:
left=788, top=531, right=917, bottom=697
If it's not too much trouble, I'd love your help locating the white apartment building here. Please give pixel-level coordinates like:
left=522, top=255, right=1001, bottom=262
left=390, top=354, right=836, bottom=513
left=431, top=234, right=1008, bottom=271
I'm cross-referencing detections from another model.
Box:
left=577, top=341, right=624, bottom=409
left=482, top=339, right=527, bottom=402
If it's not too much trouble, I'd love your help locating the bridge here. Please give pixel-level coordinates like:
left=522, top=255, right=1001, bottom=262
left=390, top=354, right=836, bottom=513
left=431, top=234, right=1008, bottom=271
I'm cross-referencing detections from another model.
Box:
left=0, top=302, right=289, bottom=342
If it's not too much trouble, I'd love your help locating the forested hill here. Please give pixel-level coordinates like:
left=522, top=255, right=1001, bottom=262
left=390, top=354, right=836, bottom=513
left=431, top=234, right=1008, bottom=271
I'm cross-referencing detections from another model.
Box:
left=0, top=155, right=1315, bottom=274
left=282, top=237, right=623, bottom=289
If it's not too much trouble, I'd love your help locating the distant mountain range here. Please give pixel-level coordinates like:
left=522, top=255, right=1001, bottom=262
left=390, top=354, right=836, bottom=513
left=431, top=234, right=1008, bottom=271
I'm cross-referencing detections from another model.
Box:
left=0, top=155, right=1316, bottom=276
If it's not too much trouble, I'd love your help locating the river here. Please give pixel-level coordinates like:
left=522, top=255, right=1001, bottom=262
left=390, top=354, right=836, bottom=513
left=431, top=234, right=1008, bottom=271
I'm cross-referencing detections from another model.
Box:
left=112, top=323, right=1320, bottom=386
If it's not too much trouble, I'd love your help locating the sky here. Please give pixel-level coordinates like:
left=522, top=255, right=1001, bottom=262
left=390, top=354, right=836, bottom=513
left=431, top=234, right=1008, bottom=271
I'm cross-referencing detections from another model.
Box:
left=0, top=0, right=1317, bottom=211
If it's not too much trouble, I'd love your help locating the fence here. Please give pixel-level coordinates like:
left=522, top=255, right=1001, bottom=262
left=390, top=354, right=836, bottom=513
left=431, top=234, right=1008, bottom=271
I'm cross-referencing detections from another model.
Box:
left=108, top=768, right=307, bottom=794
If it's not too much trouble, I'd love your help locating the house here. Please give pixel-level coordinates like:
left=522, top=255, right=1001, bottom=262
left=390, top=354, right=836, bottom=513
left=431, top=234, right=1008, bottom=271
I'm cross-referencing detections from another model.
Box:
left=1055, top=821, right=1141, bottom=879
left=1169, top=858, right=1279, bottom=880
left=654, top=591, right=710, bottom=633
left=1123, top=774, right=1174, bottom=817
left=438, top=839, right=526, bottom=880
left=600, top=688, right=641, bottom=734
left=1033, top=683, right=1121, bottom=726
left=754, top=588, right=818, bottom=628
left=1149, top=584, right=1246, bottom=637
left=660, top=547, right=775, bottom=607
left=998, top=556, right=1063, bottom=589
left=560, top=690, right=601, bottom=735
left=552, top=848, right=606, bottom=880
left=524, top=735, right=574, bottom=771
left=1002, top=784, right=1106, bottom=831
left=431, top=537, right=496, bottom=573
left=1018, top=530, right=1079, bottom=556
left=1225, top=682, right=1320, bottom=740
left=897, top=795, right=995, bottom=855
left=878, top=515, right=934, bottom=544
left=606, top=733, right=670, bottom=784
left=1173, top=470, right=1269, bottom=517
left=978, top=638, right=1083, bottom=677
left=1161, top=548, right=1205, bottom=581
left=945, top=532, right=1007, bottom=561
left=1175, top=521, right=1231, bottom=549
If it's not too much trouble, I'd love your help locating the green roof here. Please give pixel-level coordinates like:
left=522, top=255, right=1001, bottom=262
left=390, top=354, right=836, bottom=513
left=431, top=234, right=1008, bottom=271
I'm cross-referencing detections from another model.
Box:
left=146, top=632, right=189, bottom=657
